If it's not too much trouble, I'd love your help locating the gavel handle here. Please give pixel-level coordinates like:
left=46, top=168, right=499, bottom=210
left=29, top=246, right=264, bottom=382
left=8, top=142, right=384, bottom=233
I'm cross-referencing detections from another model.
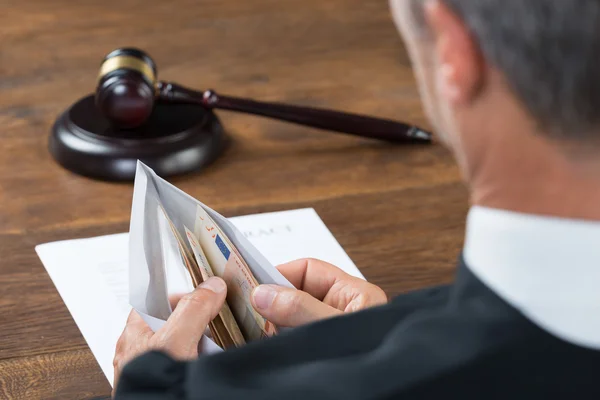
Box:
left=157, top=82, right=432, bottom=143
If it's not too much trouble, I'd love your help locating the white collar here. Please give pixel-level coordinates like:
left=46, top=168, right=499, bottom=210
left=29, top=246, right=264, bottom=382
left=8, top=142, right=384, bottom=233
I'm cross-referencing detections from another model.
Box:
left=463, top=206, right=600, bottom=350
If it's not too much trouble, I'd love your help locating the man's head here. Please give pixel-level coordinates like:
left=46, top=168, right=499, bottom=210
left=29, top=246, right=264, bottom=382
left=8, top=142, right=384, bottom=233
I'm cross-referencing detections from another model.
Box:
left=390, top=0, right=600, bottom=218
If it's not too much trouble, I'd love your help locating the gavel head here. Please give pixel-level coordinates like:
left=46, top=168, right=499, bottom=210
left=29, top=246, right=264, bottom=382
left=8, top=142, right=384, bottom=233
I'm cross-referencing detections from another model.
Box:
left=95, top=48, right=158, bottom=129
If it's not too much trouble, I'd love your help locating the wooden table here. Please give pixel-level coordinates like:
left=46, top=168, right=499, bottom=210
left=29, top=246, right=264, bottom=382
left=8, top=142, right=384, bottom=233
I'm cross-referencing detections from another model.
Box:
left=0, top=0, right=467, bottom=398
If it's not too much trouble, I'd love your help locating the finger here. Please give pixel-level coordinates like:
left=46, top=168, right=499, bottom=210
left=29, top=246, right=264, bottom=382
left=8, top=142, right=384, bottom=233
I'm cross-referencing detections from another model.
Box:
left=113, top=363, right=120, bottom=398
left=168, top=293, right=186, bottom=310
left=330, top=280, right=388, bottom=312
left=154, top=277, right=227, bottom=359
left=124, top=308, right=150, bottom=327
left=276, top=258, right=361, bottom=300
left=251, top=284, right=342, bottom=327
left=114, top=310, right=153, bottom=393
left=120, top=310, right=154, bottom=357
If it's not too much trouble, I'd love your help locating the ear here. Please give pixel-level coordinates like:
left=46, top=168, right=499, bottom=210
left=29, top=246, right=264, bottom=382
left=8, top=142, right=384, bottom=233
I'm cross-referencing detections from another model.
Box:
left=424, top=0, right=484, bottom=105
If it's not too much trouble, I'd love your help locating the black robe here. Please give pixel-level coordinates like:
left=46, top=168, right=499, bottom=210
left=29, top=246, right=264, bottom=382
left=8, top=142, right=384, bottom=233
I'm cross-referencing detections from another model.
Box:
left=115, top=256, right=600, bottom=399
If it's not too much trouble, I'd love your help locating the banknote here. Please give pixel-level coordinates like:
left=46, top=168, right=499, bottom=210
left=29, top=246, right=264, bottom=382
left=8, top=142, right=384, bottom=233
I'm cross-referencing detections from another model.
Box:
left=129, top=161, right=291, bottom=350
left=193, top=205, right=277, bottom=341
left=159, top=202, right=271, bottom=345
left=157, top=204, right=245, bottom=349
left=184, top=226, right=246, bottom=348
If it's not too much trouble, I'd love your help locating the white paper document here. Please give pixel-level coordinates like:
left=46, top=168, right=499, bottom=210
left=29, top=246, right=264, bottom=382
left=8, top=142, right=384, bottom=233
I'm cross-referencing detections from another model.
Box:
left=36, top=208, right=363, bottom=387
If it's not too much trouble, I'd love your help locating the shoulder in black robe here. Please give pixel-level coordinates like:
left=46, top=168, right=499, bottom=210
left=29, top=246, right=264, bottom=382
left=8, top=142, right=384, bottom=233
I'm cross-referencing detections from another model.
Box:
left=115, top=256, right=600, bottom=399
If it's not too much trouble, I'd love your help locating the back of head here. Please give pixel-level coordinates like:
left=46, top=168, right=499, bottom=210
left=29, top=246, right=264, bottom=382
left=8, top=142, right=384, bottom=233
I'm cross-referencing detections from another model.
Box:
left=394, top=0, right=600, bottom=219
left=412, top=0, right=600, bottom=141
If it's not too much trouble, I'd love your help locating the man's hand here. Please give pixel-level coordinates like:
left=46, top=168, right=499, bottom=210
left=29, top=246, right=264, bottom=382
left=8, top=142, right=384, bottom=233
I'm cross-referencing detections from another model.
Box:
left=251, top=259, right=387, bottom=327
left=112, top=277, right=227, bottom=394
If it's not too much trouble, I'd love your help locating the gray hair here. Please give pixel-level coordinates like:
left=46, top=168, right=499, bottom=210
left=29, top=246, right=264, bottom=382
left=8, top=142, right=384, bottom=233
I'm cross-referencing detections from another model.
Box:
left=412, top=0, right=600, bottom=140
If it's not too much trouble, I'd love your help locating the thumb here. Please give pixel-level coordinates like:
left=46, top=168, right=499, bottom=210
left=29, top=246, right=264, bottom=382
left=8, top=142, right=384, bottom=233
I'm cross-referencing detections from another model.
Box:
left=154, top=277, right=227, bottom=359
left=251, top=285, right=342, bottom=328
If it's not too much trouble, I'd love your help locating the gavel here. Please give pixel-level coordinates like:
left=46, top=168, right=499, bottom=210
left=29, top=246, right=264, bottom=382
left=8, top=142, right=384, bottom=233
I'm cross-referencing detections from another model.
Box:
left=49, top=47, right=433, bottom=181
left=95, top=48, right=432, bottom=143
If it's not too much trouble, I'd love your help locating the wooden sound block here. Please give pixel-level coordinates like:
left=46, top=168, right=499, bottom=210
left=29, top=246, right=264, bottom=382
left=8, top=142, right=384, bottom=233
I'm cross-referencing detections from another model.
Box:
left=49, top=95, right=227, bottom=181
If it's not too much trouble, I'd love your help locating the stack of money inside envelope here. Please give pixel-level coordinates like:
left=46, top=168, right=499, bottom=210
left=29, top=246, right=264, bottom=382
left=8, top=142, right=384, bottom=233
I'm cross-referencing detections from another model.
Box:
left=129, top=162, right=293, bottom=349
left=161, top=204, right=277, bottom=348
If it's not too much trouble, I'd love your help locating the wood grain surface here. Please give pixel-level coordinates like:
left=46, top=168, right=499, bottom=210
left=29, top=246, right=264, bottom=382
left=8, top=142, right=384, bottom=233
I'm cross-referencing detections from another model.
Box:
left=0, top=0, right=468, bottom=398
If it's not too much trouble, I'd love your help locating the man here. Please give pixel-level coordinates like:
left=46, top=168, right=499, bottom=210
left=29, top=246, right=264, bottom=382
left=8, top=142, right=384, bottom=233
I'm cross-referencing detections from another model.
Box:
left=113, top=0, right=600, bottom=398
